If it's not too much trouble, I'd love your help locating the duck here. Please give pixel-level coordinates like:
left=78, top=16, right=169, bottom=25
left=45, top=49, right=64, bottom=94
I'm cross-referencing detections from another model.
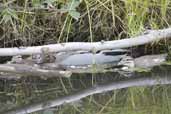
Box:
left=57, top=49, right=134, bottom=70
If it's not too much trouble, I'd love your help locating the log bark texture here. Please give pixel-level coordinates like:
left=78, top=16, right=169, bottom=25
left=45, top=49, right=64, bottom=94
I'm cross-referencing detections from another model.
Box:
left=0, top=28, right=171, bottom=56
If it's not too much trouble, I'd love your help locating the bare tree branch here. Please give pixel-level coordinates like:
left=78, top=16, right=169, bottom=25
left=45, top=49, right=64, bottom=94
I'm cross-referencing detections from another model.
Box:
left=0, top=28, right=171, bottom=56
left=4, top=76, right=171, bottom=114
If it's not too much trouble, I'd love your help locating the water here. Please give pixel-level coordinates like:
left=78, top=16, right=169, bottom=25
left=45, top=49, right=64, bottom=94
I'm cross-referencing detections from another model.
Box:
left=1, top=65, right=171, bottom=114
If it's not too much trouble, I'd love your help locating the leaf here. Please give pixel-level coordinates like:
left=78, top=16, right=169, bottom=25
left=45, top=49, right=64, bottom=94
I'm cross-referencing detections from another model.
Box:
left=1, top=9, right=11, bottom=24
left=0, top=8, right=18, bottom=24
left=7, top=8, right=18, bottom=20
left=0, top=15, right=11, bottom=24
left=61, top=0, right=81, bottom=11
left=67, top=0, right=81, bottom=10
left=60, top=0, right=81, bottom=20
left=32, top=0, right=41, bottom=7
left=44, top=0, right=56, bottom=4
left=69, top=10, right=80, bottom=20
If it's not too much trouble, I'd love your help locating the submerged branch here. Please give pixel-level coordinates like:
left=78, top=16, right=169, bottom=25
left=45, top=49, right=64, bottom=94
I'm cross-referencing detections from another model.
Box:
left=4, top=76, right=171, bottom=114
left=0, top=28, right=171, bottom=56
left=0, top=64, right=72, bottom=78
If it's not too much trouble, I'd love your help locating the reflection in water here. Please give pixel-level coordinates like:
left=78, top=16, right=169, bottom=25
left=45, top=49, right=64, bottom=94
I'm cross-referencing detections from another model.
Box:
left=1, top=65, right=171, bottom=114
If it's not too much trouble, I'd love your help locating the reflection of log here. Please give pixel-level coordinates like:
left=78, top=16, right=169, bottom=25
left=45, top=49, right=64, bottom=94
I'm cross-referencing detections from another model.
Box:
left=0, top=64, right=72, bottom=78
left=0, top=28, right=171, bottom=56
left=4, top=76, right=171, bottom=114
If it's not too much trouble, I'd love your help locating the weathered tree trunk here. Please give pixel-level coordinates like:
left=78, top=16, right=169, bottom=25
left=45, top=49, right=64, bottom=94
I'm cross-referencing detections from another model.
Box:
left=0, top=28, right=170, bottom=56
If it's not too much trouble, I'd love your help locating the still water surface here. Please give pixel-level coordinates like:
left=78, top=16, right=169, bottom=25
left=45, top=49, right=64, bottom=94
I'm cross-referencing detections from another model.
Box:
left=0, top=65, right=171, bottom=114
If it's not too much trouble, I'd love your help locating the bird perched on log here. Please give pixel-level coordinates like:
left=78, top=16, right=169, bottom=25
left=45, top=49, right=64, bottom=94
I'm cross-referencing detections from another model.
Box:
left=37, top=49, right=134, bottom=77
left=9, top=48, right=135, bottom=76
left=32, top=47, right=56, bottom=64
left=8, top=47, right=56, bottom=65
left=56, top=49, right=134, bottom=70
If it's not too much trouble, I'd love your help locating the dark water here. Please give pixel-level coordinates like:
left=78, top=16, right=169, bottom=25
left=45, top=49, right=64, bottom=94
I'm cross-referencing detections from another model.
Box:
left=1, top=65, right=171, bottom=114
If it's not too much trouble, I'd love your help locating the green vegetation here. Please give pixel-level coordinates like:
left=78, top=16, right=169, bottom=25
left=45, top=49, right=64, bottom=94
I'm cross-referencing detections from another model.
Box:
left=0, top=0, right=171, bottom=45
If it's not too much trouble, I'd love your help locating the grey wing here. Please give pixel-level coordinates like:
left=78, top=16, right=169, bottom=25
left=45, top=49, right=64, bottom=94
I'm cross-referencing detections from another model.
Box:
left=58, top=49, right=128, bottom=66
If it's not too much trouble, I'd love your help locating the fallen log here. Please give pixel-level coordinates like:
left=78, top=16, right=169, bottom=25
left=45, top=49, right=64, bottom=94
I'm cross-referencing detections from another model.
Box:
left=0, top=53, right=167, bottom=79
left=0, top=28, right=171, bottom=56
left=0, top=64, right=72, bottom=78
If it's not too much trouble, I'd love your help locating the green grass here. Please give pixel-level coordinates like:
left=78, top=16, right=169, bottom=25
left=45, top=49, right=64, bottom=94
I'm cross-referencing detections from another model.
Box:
left=1, top=0, right=171, bottom=45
